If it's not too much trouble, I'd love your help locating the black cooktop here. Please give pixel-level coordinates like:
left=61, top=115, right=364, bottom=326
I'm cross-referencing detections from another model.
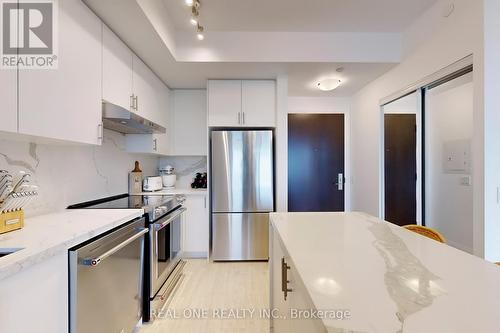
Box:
left=67, top=193, right=179, bottom=221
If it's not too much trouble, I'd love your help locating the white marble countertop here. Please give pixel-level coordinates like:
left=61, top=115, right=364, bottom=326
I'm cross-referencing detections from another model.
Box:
left=137, top=188, right=207, bottom=196
left=270, top=212, right=500, bottom=333
left=0, top=209, right=143, bottom=281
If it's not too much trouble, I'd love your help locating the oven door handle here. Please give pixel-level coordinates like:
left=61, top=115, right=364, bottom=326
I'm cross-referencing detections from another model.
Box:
left=79, top=228, right=148, bottom=267
left=154, top=207, right=187, bottom=231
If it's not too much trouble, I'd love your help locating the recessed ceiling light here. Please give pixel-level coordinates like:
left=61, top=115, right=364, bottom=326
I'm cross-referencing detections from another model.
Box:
left=185, top=0, right=194, bottom=6
left=317, top=79, right=342, bottom=91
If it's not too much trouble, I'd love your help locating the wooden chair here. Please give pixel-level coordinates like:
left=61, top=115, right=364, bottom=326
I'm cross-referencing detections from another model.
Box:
left=403, top=225, right=447, bottom=243
left=495, top=262, right=500, bottom=266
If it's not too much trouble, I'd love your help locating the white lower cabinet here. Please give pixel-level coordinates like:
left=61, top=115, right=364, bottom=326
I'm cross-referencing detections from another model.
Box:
left=182, top=194, right=209, bottom=258
left=0, top=253, right=68, bottom=333
left=270, top=227, right=324, bottom=333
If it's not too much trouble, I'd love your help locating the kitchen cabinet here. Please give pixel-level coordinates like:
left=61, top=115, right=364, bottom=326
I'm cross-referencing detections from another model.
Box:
left=0, top=69, right=17, bottom=133
left=182, top=194, right=209, bottom=258
left=18, top=0, right=102, bottom=145
left=170, top=89, right=207, bottom=155
left=132, top=54, right=164, bottom=126
left=102, top=24, right=133, bottom=112
left=208, top=80, right=242, bottom=127
left=126, top=71, right=171, bottom=155
left=242, top=80, right=276, bottom=126
left=270, top=227, right=324, bottom=333
left=0, top=253, right=68, bottom=333
left=208, top=80, right=276, bottom=127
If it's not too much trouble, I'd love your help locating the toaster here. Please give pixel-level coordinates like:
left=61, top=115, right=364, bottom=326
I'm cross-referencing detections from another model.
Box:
left=143, top=176, right=163, bottom=192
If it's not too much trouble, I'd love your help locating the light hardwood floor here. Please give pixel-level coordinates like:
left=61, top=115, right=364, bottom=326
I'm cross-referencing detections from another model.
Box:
left=137, top=259, right=270, bottom=333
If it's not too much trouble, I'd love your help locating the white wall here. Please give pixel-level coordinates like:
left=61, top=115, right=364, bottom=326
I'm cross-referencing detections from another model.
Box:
left=350, top=0, right=486, bottom=256
left=275, top=96, right=351, bottom=212
left=425, top=73, right=474, bottom=253
left=0, top=130, right=158, bottom=216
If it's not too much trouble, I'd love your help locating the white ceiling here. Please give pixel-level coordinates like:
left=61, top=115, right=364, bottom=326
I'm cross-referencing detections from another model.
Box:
left=157, top=62, right=395, bottom=97
left=163, top=0, right=438, bottom=32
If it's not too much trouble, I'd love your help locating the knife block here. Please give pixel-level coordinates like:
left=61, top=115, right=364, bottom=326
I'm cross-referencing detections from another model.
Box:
left=0, top=210, right=24, bottom=234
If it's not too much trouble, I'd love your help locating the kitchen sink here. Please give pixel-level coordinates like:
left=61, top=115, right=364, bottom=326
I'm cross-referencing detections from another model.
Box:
left=0, top=248, right=24, bottom=258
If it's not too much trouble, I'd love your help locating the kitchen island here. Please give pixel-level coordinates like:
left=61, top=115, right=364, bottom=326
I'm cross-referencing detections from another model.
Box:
left=270, top=212, right=500, bottom=333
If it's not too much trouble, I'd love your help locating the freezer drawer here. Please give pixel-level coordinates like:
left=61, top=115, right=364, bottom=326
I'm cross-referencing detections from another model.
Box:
left=212, top=213, right=269, bottom=261
left=211, top=130, right=274, bottom=213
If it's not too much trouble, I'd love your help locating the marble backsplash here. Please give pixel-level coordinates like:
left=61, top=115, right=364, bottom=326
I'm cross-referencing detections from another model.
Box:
left=158, top=156, right=207, bottom=189
left=0, top=129, right=158, bottom=217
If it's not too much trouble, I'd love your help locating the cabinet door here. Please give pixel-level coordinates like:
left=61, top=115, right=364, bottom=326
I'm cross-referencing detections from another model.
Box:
left=172, top=90, right=207, bottom=155
left=208, top=80, right=241, bottom=127
left=0, top=69, right=17, bottom=133
left=182, top=195, right=209, bottom=257
left=132, top=54, right=160, bottom=124
left=102, top=24, right=133, bottom=111
left=242, top=80, right=276, bottom=127
left=18, top=0, right=102, bottom=145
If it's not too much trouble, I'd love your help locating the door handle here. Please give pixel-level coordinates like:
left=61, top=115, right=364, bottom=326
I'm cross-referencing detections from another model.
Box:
left=281, top=257, right=292, bottom=301
left=335, top=173, right=344, bottom=191
left=130, top=94, right=135, bottom=110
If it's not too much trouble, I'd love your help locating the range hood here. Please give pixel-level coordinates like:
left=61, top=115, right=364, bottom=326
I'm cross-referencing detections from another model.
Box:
left=102, top=102, right=166, bottom=134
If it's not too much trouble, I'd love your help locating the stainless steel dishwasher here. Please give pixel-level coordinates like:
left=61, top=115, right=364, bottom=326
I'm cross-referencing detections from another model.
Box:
left=69, top=217, right=147, bottom=333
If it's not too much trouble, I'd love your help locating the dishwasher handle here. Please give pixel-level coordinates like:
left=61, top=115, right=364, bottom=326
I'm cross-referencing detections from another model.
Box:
left=80, top=228, right=148, bottom=267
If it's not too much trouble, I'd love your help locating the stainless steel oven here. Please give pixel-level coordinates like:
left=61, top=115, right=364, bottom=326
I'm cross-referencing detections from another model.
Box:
left=150, top=206, right=186, bottom=297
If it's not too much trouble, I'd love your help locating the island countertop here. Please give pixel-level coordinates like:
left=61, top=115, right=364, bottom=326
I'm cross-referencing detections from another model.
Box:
left=270, top=212, right=500, bottom=333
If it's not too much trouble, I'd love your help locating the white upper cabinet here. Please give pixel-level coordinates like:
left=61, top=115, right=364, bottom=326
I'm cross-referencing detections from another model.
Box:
left=242, top=80, right=276, bottom=127
left=18, top=0, right=102, bottom=145
left=208, top=80, right=276, bottom=127
left=132, top=54, right=162, bottom=126
left=171, top=90, right=207, bottom=155
left=0, top=69, right=17, bottom=134
left=208, top=80, right=242, bottom=126
left=102, top=24, right=133, bottom=111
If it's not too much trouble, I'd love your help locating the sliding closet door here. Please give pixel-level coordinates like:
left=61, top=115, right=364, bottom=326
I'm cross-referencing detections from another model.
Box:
left=425, top=71, right=473, bottom=253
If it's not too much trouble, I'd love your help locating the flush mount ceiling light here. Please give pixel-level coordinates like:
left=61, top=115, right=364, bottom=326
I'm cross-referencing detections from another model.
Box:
left=317, top=78, right=342, bottom=91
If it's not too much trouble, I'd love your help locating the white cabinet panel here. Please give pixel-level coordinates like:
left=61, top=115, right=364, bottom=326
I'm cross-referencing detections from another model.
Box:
left=102, top=24, right=133, bottom=111
left=182, top=195, right=209, bottom=257
left=0, top=253, right=68, bottom=333
left=126, top=132, right=170, bottom=155
left=171, top=89, right=207, bottom=155
left=0, top=69, right=17, bottom=133
left=208, top=80, right=241, bottom=126
left=18, top=0, right=102, bottom=145
left=242, top=80, right=276, bottom=127
left=132, top=54, right=161, bottom=125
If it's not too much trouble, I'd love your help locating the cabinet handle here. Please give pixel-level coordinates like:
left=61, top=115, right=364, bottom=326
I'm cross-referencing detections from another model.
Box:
left=135, top=95, right=139, bottom=111
left=97, top=122, right=103, bottom=141
left=242, top=112, right=245, bottom=124
left=153, top=138, right=157, bottom=152
left=204, top=196, right=206, bottom=209
left=130, top=94, right=135, bottom=110
left=281, top=257, right=292, bottom=301
left=237, top=112, right=241, bottom=124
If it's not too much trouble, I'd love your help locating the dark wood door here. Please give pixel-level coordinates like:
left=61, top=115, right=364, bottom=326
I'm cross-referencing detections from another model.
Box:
left=384, top=114, right=417, bottom=226
left=288, top=114, right=345, bottom=212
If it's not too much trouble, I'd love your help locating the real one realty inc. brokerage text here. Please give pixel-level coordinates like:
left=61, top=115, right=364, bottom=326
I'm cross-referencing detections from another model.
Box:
left=152, top=308, right=352, bottom=320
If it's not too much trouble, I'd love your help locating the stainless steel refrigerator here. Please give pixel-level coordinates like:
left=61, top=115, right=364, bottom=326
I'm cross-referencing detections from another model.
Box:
left=210, top=129, right=274, bottom=261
